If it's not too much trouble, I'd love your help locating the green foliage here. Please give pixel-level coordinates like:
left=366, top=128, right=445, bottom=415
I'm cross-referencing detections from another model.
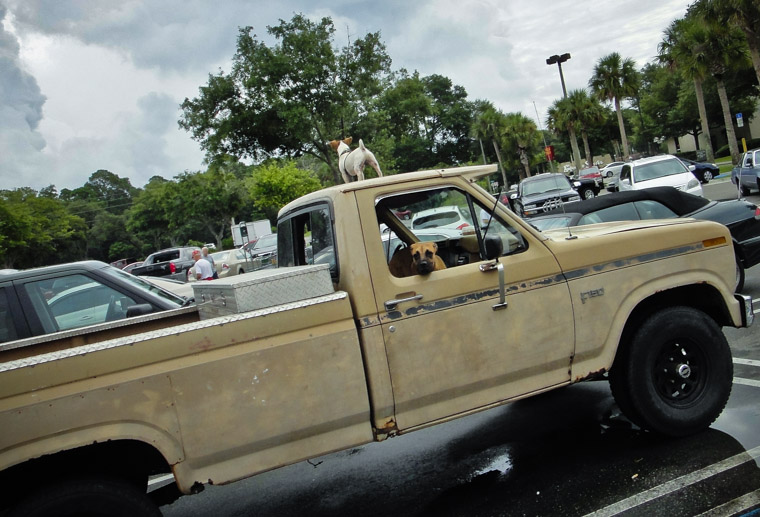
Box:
left=0, top=189, right=86, bottom=268
left=180, top=14, right=392, bottom=184
left=246, top=161, right=322, bottom=222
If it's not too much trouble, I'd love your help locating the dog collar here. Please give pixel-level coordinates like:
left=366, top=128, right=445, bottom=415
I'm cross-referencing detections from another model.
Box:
left=340, top=148, right=351, bottom=156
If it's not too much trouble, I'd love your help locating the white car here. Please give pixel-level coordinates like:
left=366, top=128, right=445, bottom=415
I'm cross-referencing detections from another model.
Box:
left=617, top=155, right=703, bottom=197
left=599, top=161, right=627, bottom=178
left=411, top=206, right=473, bottom=231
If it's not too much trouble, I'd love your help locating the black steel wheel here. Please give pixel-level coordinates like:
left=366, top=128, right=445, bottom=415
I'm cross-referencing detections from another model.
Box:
left=609, top=306, right=732, bottom=437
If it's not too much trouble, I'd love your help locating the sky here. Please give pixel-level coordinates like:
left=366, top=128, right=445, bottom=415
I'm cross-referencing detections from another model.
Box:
left=0, top=0, right=693, bottom=192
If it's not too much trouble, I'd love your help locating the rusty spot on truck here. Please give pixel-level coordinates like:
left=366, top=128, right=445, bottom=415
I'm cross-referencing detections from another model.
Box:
left=575, top=367, right=607, bottom=382
left=374, top=418, right=398, bottom=440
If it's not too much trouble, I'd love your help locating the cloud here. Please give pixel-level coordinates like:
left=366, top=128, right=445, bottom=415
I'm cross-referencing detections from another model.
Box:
left=0, top=5, right=52, bottom=190
left=0, top=0, right=693, bottom=192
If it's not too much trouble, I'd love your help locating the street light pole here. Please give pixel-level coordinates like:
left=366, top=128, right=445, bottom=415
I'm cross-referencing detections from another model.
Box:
left=546, top=53, right=571, bottom=98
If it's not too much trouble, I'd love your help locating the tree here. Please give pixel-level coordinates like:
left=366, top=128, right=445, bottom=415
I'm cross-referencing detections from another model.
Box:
left=501, top=113, right=541, bottom=180
left=659, top=17, right=716, bottom=161
left=566, top=89, right=604, bottom=166
left=589, top=53, right=639, bottom=159
left=173, top=168, right=249, bottom=249
left=126, top=178, right=179, bottom=252
left=471, top=102, right=508, bottom=187
left=179, top=14, right=392, bottom=184
left=700, top=0, right=760, bottom=88
left=246, top=161, right=322, bottom=223
left=546, top=97, right=582, bottom=172
left=0, top=189, right=86, bottom=268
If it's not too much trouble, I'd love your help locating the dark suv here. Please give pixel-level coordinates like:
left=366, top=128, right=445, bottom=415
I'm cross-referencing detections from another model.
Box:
left=511, top=173, right=583, bottom=217
left=130, top=247, right=198, bottom=281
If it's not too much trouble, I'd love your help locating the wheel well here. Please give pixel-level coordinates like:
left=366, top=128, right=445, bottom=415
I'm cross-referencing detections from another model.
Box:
left=0, top=440, right=171, bottom=510
left=618, top=284, right=733, bottom=352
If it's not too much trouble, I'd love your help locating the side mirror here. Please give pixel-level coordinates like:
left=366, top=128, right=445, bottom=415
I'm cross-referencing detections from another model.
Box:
left=688, top=164, right=696, bottom=171
left=126, top=303, right=153, bottom=317
left=509, top=193, right=517, bottom=200
left=573, top=181, right=581, bottom=187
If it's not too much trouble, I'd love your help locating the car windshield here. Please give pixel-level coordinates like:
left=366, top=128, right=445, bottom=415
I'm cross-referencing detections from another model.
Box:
left=253, top=234, right=277, bottom=249
left=522, top=176, right=571, bottom=196
left=100, top=265, right=185, bottom=306
left=633, top=160, right=688, bottom=182
left=412, top=210, right=462, bottom=229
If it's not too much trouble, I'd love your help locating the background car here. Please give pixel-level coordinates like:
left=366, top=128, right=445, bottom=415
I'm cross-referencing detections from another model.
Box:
left=530, top=186, right=760, bottom=291
left=679, top=157, right=719, bottom=184
left=411, top=206, right=473, bottom=230
left=121, top=261, right=144, bottom=274
left=599, top=161, right=627, bottom=178
left=511, top=173, right=582, bottom=217
left=0, top=261, right=188, bottom=343
left=211, top=249, right=250, bottom=278
left=129, top=247, right=199, bottom=281
left=242, top=232, right=278, bottom=269
left=618, top=155, right=702, bottom=197
left=731, top=148, right=760, bottom=196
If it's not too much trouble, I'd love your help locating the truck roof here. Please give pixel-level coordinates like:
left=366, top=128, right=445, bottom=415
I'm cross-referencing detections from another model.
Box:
left=279, top=164, right=498, bottom=218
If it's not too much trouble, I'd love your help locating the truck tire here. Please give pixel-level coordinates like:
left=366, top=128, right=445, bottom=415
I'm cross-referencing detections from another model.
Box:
left=580, top=187, right=595, bottom=199
left=8, top=477, right=161, bottom=517
left=609, top=306, right=732, bottom=437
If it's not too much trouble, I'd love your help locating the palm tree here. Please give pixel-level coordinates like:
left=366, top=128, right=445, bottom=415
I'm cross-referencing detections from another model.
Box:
left=698, top=0, right=760, bottom=88
left=589, top=53, right=639, bottom=160
left=566, top=89, right=604, bottom=167
left=546, top=97, right=583, bottom=173
left=471, top=101, right=508, bottom=187
left=501, top=113, right=541, bottom=180
left=658, top=17, right=715, bottom=162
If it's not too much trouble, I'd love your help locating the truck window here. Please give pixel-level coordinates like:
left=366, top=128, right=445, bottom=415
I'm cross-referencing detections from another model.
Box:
left=278, top=204, right=338, bottom=280
left=376, top=187, right=526, bottom=277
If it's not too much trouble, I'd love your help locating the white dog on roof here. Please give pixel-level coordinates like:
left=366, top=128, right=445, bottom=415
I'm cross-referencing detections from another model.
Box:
left=329, top=137, right=383, bottom=183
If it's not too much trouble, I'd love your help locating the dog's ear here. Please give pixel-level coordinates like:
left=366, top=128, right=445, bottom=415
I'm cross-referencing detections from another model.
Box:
left=343, top=136, right=353, bottom=146
left=329, top=140, right=340, bottom=151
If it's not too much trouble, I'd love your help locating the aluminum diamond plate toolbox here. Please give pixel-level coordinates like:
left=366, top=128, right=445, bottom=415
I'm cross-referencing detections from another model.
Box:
left=192, top=264, right=334, bottom=319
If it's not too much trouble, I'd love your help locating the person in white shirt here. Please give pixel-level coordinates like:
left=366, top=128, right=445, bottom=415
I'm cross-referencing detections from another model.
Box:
left=192, top=249, right=214, bottom=280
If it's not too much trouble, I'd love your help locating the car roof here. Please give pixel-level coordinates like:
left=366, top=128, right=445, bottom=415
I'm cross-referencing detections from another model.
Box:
left=540, top=186, right=710, bottom=217
left=0, top=260, right=111, bottom=282
left=630, top=155, right=680, bottom=166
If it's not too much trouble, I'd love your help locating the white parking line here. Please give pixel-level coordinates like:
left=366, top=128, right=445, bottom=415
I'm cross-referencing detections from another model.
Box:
left=694, top=488, right=760, bottom=517
left=735, top=358, right=760, bottom=368
left=148, top=473, right=175, bottom=486
left=734, top=378, right=760, bottom=388
left=584, top=445, right=760, bottom=517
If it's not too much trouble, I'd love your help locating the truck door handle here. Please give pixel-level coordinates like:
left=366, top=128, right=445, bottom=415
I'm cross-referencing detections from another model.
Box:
left=480, top=261, right=507, bottom=310
left=384, top=294, right=423, bottom=311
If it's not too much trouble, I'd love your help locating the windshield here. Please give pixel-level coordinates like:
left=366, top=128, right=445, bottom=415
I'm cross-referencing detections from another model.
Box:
left=100, top=265, right=185, bottom=306
left=522, top=176, right=571, bottom=196
left=633, top=160, right=688, bottom=183
left=254, top=233, right=278, bottom=249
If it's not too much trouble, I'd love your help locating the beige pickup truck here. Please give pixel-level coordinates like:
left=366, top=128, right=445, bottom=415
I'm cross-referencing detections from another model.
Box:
left=0, top=165, right=753, bottom=516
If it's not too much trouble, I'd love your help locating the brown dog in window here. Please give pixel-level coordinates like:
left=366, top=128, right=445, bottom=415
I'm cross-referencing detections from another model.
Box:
left=389, top=242, right=447, bottom=277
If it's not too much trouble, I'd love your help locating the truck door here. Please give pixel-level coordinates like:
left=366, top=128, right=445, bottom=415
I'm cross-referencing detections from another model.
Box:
left=357, top=185, right=575, bottom=431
